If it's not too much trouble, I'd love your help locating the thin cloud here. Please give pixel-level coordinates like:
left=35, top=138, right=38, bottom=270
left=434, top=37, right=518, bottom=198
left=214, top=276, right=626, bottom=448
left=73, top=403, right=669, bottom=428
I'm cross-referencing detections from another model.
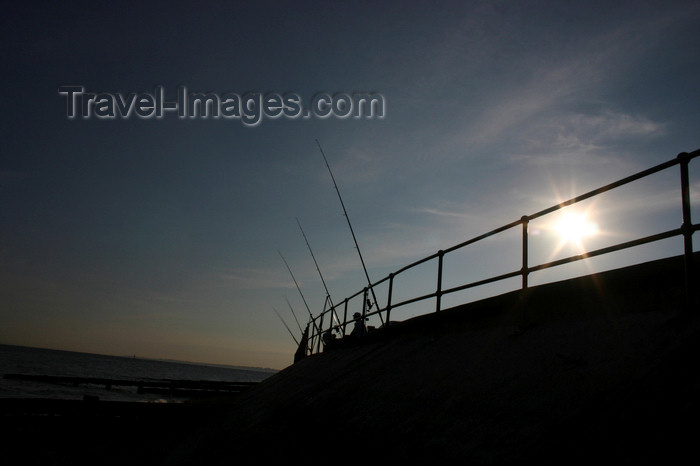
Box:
left=415, top=207, right=483, bottom=221
left=427, top=5, right=691, bottom=160
left=510, top=110, right=668, bottom=166
left=219, top=267, right=292, bottom=290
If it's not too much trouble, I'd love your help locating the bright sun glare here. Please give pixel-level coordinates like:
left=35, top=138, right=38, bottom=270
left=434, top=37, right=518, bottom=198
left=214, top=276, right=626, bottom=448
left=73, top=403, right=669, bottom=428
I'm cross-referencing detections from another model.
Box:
left=554, top=212, right=599, bottom=247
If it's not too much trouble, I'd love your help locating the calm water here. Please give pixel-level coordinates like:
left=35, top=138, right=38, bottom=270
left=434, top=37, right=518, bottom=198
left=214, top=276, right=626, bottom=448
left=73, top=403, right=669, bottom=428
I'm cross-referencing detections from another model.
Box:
left=0, top=344, right=276, bottom=402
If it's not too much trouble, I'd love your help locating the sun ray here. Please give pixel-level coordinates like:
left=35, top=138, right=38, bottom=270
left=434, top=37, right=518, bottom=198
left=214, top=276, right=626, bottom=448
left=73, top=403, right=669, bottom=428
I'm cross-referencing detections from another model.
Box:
left=538, top=189, right=604, bottom=268
left=554, top=211, right=599, bottom=249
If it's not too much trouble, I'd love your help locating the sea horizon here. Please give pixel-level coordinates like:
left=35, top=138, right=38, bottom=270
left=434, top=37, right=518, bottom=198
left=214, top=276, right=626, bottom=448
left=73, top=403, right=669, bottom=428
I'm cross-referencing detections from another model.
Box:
left=0, top=342, right=279, bottom=374
left=0, top=343, right=276, bottom=402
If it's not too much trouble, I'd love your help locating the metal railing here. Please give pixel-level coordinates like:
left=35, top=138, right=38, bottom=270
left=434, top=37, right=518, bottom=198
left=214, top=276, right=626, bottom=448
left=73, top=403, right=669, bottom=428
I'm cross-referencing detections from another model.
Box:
left=307, top=150, right=699, bottom=354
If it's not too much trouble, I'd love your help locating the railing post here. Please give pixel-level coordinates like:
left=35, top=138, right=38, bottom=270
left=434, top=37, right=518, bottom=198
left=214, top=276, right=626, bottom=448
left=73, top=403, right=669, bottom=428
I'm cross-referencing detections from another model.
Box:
left=362, top=287, right=368, bottom=319
left=309, top=317, right=317, bottom=355
left=519, top=216, right=530, bottom=329
left=316, top=313, right=324, bottom=354
left=678, top=152, right=695, bottom=311
left=386, top=273, right=394, bottom=325
left=521, top=216, right=530, bottom=290
left=343, top=298, right=348, bottom=335
left=436, top=250, right=444, bottom=313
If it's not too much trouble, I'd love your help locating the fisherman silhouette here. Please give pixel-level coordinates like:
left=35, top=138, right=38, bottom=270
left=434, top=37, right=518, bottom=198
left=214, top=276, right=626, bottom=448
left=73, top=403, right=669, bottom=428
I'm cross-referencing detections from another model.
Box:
left=322, top=329, right=337, bottom=350
left=350, top=312, right=367, bottom=338
left=294, top=325, right=309, bottom=363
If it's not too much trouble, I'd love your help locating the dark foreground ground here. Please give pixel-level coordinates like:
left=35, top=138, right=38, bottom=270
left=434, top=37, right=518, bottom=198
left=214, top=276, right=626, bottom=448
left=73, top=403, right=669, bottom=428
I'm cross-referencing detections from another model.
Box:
left=0, top=399, right=225, bottom=465
left=3, top=253, right=699, bottom=465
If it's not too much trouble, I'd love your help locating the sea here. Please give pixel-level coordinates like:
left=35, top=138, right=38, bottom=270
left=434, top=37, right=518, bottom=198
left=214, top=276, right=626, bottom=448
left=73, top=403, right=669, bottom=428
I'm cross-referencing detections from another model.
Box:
left=0, top=344, right=277, bottom=403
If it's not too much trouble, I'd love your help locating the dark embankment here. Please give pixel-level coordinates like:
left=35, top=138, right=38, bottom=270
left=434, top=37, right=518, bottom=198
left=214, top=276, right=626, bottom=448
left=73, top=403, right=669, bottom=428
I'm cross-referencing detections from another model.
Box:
left=166, top=252, right=700, bottom=465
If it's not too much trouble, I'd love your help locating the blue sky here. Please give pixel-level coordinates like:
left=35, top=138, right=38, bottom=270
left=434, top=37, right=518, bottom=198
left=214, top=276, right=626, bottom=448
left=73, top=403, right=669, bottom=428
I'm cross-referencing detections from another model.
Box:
left=1, top=0, right=698, bottom=369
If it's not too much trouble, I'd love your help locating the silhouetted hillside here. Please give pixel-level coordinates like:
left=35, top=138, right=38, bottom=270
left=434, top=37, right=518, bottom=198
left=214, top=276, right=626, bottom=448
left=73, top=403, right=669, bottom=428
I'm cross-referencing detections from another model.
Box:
left=168, top=253, right=699, bottom=465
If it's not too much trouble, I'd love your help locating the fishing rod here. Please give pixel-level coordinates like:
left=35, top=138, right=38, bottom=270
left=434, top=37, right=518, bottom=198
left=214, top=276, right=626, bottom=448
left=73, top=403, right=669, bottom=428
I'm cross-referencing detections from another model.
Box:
left=296, top=217, right=344, bottom=335
left=272, top=307, right=299, bottom=345
left=315, top=139, right=384, bottom=325
left=284, top=295, right=304, bottom=334
left=278, top=250, right=321, bottom=335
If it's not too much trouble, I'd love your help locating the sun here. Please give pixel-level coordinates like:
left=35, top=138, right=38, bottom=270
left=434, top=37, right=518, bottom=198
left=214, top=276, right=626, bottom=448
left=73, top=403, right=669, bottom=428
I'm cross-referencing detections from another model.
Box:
left=554, top=211, right=599, bottom=247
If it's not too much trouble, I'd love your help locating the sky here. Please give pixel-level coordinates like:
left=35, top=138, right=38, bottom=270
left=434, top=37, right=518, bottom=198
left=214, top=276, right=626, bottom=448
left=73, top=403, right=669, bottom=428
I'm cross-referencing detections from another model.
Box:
left=1, top=0, right=699, bottom=370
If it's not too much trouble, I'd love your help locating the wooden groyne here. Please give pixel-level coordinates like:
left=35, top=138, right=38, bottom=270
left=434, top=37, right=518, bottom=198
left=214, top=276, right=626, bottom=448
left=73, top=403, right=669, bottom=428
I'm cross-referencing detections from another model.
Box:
left=3, top=373, right=258, bottom=398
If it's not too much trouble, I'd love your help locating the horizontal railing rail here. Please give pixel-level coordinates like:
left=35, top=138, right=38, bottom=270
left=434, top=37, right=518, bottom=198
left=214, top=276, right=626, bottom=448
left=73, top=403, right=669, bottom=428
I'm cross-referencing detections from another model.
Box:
left=306, top=150, right=699, bottom=355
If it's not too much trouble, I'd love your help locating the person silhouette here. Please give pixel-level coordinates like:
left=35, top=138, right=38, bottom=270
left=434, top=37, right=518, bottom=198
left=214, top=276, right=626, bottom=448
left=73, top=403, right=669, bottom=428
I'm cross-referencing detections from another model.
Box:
left=350, top=312, right=367, bottom=338
left=322, top=329, right=337, bottom=350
